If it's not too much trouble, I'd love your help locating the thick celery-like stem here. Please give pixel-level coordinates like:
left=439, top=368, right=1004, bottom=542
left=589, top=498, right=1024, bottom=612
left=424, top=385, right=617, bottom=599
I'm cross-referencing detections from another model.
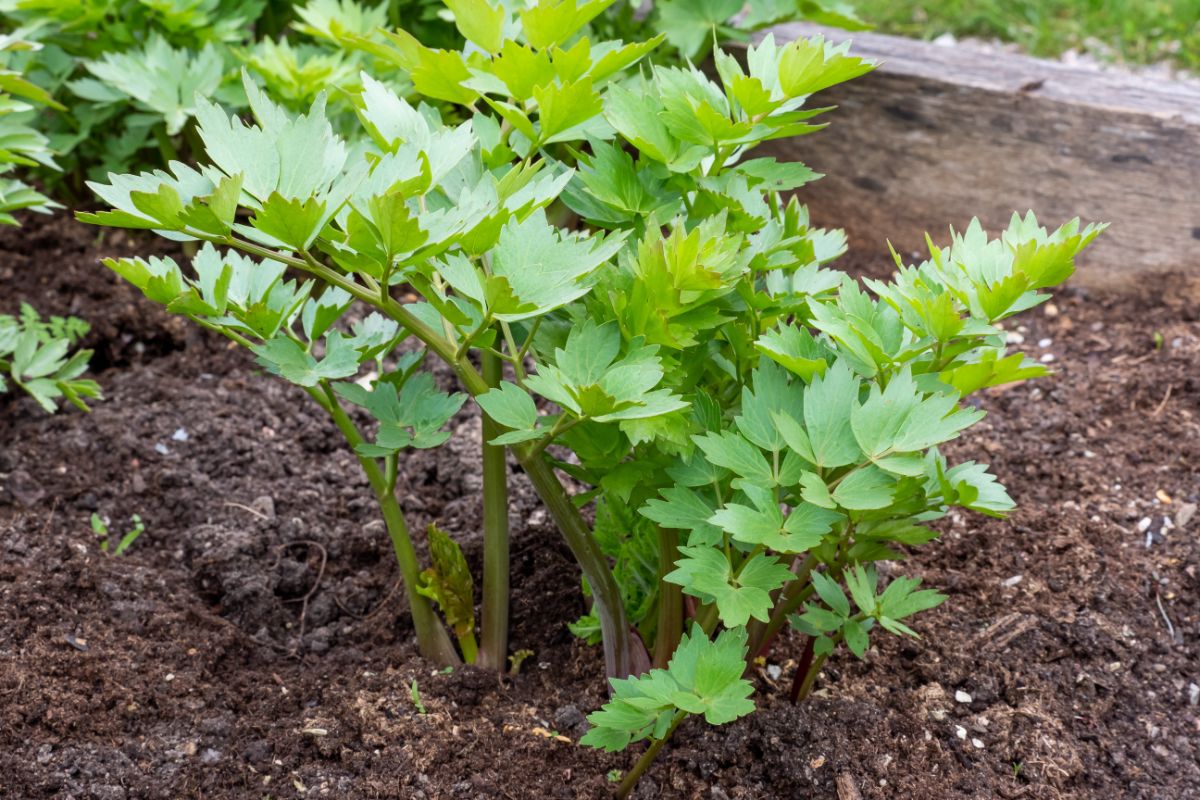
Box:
left=310, top=384, right=460, bottom=666
left=653, top=528, right=682, bottom=669
left=215, top=237, right=634, bottom=677
left=477, top=350, right=510, bottom=670
left=519, top=453, right=640, bottom=679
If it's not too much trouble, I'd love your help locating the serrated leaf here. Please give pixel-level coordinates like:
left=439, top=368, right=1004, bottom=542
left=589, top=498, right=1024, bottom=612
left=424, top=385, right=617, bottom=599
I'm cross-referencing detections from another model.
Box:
left=254, top=332, right=361, bottom=387
left=477, top=380, right=539, bottom=433
left=801, top=360, right=861, bottom=468
left=581, top=624, right=754, bottom=752
left=640, top=487, right=723, bottom=547
left=831, top=465, right=894, bottom=511
left=693, top=430, right=774, bottom=487
left=444, top=0, right=506, bottom=52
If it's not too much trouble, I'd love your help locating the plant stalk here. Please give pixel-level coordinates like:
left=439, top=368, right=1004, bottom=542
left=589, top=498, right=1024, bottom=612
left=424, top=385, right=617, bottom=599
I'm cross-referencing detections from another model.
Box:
left=616, top=712, right=686, bottom=799
left=791, top=631, right=842, bottom=704
left=214, top=237, right=632, bottom=677
left=311, top=384, right=460, bottom=666
left=750, top=555, right=818, bottom=657
left=477, top=349, right=510, bottom=671
left=519, top=453, right=639, bottom=679
left=653, top=528, right=682, bottom=669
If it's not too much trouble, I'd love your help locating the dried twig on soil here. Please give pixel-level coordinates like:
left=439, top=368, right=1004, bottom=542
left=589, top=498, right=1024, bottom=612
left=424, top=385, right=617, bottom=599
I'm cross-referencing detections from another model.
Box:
left=836, top=772, right=863, bottom=800
left=1150, top=384, right=1173, bottom=418
left=224, top=500, right=270, bottom=520
left=334, top=577, right=402, bottom=621
left=1155, top=591, right=1176, bottom=640
left=976, top=612, right=1039, bottom=653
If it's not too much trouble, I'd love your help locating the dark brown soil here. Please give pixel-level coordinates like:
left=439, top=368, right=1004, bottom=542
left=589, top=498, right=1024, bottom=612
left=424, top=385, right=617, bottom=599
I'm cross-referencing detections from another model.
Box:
left=2, top=213, right=1198, bottom=800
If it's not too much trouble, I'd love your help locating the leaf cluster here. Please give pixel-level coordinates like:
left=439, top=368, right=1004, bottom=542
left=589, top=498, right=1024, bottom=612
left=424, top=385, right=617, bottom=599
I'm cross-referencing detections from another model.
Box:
left=0, top=302, right=100, bottom=412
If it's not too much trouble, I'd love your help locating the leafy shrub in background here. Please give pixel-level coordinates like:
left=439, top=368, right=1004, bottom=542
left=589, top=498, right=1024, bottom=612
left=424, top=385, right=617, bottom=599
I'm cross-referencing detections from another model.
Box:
left=0, top=303, right=100, bottom=412
left=0, top=28, right=62, bottom=221
left=0, top=0, right=855, bottom=196
left=78, top=0, right=1101, bottom=793
left=0, top=0, right=431, bottom=189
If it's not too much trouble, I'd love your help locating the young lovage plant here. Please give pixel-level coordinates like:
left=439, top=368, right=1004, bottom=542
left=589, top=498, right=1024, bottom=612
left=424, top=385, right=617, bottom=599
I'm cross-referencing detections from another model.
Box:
left=81, top=0, right=1103, bottom=791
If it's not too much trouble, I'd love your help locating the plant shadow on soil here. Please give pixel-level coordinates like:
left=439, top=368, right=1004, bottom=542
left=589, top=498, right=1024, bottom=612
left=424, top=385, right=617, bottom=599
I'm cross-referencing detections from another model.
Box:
left=1, top=214, right=1198, bottom=799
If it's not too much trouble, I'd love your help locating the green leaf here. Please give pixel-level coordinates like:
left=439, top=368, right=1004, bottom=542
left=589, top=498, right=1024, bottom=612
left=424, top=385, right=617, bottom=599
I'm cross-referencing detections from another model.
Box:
left=520, top=0, right=614, bottom=50
left=810, top=571, right=850, bottom=618
left=799, top=471, right=835, bottom=508
left=251, top=192, right=328, bottom=250
left=850, top=368, right=983, bottom=458
left=581, top=624, right=754, bottom=752
left=735, top=361, right=802, bottom=452
left=831, top=465, right=894, bottom=511
left=487, top=210, right=626, bottom=321
left=777, top=35, right=875, bottom=99
left=253, top=332, right=361, bottom=387
left=655, top=0, right=743, bottom=59
left=843, top=618, right=869, bottom=657
left=534, top=78, right=603, bottom=144
left=665, top=546, right=791, bottom=627
left=640, top=487, right=723, bottom=547
left=755, top=324, right=828, bottom=381
left=477, top=381, right=540, bottom=436
left=693, top=430, right=774, bottom=487
left=844, top=565, right=878, bottom=616
left=335, top=372, right=467, bottom=453
left=801, top=360, right=862, bottom=468
left=444, top=0, right=507, bottom=53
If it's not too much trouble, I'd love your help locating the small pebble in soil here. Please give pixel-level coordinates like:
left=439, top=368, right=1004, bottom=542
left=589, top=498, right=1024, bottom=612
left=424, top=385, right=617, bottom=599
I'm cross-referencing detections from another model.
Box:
left=1039, top=353, right=1056, bottom=363
left=1177, top=503, right=1197, bottom=529
left=955, top=725, right=967, bottom=740
left=1038, top=338, right=1053, bottom=348
left=172, top=427, right=189, bottom=442
left=955, top=690, right=973, bottom=704
left=1188, top=683, right=1199, bottom=707
left=1005, top=331, right=1025, bottom=345
left=971, top=738, right=985, bottom=749
left=1001, top=575, right=1023, bottom=588
left=766, top=664, right=782, bottom=680
left=154, top=443, right=170, bottom=455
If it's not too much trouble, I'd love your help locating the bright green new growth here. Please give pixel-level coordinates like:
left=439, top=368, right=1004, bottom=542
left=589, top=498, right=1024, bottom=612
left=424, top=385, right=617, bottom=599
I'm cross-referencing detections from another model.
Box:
left=80, top=1, right=1103, bottom=794
left=91, top=512, right=146, bottom=556
left=0, top=303, right=100, bottom=413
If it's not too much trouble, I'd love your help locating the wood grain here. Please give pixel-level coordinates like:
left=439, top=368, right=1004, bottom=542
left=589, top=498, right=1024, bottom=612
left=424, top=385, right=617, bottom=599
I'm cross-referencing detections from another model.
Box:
left=762, top=23, right=1200, bottom=288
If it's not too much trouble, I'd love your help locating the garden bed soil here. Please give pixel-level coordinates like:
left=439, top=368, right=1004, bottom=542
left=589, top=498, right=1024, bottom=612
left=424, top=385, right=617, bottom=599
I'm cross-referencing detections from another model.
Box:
left=2, top=213, right=1198, bottom=799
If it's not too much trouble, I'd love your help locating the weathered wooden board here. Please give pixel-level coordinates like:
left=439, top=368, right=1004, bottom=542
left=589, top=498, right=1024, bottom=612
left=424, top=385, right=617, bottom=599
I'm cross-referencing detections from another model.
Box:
left=763, top=23, right=1200, bottom=288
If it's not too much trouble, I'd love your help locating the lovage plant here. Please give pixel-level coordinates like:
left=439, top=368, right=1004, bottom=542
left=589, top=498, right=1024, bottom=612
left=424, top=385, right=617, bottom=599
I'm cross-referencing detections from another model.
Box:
left=82, top=0, right=1102, bottom=792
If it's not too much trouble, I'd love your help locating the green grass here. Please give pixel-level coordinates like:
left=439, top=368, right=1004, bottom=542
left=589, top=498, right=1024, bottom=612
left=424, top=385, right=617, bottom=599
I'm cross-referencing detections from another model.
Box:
left=851, top=0, right=1200, bottom=72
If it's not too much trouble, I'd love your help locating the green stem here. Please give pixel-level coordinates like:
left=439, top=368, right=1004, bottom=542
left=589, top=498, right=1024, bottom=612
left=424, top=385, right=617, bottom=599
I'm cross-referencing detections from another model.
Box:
left=212, top=234, right=632, bottom=676
left=616, top=712, right=686, bottom=799
left=458, top=628, right=479, bottom=665
left=152, top=125, right=178, bottom=166
left=751, top=554, right=818, bottom=656
left=792, top=631, right=842, bottom=703
left=653, top=528, right=682, bottom=669
left=311, top=383, right=460, bottom=666
left=477, top=349, right=510, bottom=671
left=520, top=453, right=638, bottom=680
